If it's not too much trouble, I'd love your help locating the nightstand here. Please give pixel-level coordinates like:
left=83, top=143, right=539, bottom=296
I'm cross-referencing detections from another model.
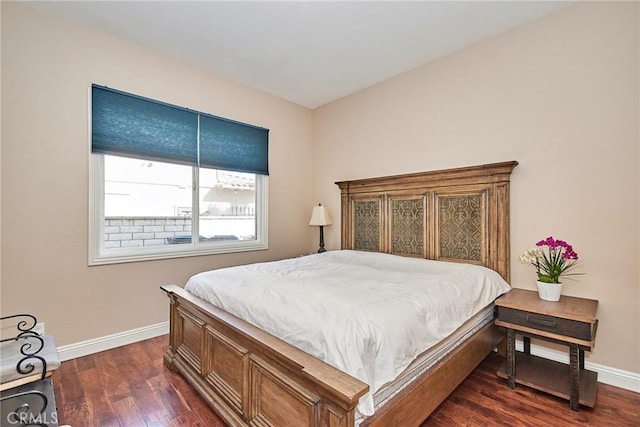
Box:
left=495, top=288, right=598, bottom=411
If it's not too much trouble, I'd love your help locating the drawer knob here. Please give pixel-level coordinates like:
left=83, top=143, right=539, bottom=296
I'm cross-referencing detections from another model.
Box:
left=526, top=316, right=556, bottom=328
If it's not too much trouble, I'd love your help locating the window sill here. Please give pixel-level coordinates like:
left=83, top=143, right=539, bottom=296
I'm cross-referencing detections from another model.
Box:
left=89, top=240, right=268, bottom=266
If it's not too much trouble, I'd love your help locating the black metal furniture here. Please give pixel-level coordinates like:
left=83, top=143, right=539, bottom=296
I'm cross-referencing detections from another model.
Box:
left=0, top=314, right=60, bottom=427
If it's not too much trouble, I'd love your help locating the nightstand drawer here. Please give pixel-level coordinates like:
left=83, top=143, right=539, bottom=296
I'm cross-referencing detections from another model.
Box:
left=498, top=307, right=595, bottom=342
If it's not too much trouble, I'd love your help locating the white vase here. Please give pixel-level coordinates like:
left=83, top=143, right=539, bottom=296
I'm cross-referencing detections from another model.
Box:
left=536, top=280, right=563, bottom=301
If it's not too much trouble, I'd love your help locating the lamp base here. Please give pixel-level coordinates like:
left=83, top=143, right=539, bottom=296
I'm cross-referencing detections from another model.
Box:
left=317, top=226, right=326, bottom=253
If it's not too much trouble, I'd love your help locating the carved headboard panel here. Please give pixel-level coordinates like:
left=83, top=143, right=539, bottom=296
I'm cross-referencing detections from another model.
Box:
left=335, top=161, right=518, bottom=281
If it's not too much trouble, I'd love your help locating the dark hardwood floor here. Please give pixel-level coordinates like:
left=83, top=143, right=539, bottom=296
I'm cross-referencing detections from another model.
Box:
left=52, top=335, right=639, bottom=426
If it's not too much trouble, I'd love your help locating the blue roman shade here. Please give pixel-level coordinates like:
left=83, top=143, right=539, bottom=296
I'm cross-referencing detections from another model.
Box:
left=92, top=86, right=198, bottom=166
left=199, top=114, right=269, bottom=175
left=91, top=84, right=269, bottom=175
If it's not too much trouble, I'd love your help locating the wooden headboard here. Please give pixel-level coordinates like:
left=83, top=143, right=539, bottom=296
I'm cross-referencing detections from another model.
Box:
left=335, top=161, right=518, bottom=282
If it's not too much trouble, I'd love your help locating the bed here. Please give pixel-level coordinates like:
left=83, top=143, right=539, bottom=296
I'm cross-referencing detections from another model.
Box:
left=161, top=160, right=518, bottom=427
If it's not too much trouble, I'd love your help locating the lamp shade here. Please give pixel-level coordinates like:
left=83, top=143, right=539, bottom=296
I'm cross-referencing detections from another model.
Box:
left=309, top=205, right=333, bottom=226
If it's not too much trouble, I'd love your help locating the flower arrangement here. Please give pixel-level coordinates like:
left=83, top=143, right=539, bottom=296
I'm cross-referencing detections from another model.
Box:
left=519, top=236, right=581, bottom=284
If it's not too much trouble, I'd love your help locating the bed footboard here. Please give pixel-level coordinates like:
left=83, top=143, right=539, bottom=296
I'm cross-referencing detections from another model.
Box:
left=162, top=284, right=369, bottom=427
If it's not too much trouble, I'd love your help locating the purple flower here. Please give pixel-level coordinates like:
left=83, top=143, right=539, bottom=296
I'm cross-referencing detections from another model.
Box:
left=522, top=236, right=582, bottom=283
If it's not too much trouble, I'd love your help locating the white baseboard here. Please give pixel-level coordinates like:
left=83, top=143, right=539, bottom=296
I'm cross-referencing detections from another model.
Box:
left=57, top=321, right=169, bottom=362
left=56, top=323, right=639, bottom=394
left=515, top=339, right=640, bottom=393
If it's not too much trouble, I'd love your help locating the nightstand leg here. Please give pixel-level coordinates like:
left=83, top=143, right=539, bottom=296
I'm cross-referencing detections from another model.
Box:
left=506, top=328, right=516, bottom=388
left=523, top=336, right=531, bottom=354
left=569, top=343, right=580, bottom=411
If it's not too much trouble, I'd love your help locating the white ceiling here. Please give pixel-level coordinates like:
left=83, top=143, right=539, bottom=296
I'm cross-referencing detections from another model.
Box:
left=26, top=1, right=572, bottom=109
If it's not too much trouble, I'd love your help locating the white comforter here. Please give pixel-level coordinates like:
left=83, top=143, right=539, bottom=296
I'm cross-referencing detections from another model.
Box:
left=184, top=250, right=510, bottom=416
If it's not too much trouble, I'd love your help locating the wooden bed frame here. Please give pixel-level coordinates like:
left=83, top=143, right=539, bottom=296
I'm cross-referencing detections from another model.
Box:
left=161, top=161, right=518, bottom=427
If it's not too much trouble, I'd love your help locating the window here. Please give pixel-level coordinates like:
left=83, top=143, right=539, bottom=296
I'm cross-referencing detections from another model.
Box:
left=89, top=85, right=269, bottom=265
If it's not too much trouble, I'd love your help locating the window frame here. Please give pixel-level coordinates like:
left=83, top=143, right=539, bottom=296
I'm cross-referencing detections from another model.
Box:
left=88, top=153, right=269, bottom=266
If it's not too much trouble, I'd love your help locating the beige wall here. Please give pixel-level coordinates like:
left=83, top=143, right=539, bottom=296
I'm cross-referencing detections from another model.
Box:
left=1, top=1, right=639, bottom=377
left=313, top=3, right=640, bottom=373
left=1, top=3, right=314, bottom=345
left=314, top=2, right=639, bottom=373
